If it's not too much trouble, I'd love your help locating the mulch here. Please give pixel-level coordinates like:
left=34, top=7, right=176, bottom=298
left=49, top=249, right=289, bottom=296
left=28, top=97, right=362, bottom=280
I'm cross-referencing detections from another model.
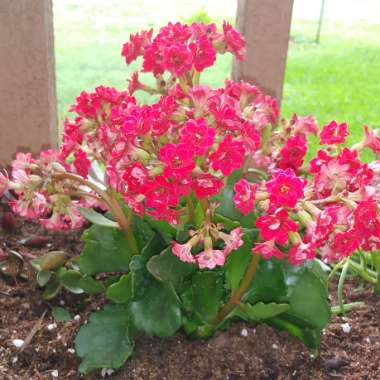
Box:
left=0, top=206, right=379, bottom=380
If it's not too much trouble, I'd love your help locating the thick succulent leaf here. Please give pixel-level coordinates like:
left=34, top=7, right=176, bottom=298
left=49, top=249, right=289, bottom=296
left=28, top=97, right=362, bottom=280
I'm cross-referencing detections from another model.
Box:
left=58, top=269, right=84, bottom=294
left=246, top=258, right=287, bottom=304
left=191, top=271, right=224, bottom=323
left=52, top=306, right=71, bottom=322
left=146, top=248, right=196, bottom=288
left=129, top=279, right=181, bottom=337
left=75, top=305, right=134, bottom=374
left=106, top=273, right=133, bottom=303
left=79, top=225, right=132, bottom=275
left=78, top=208, right=120, bottom=228
left=225, top=236, right=252, bottom=291
left=237, top=302, right=290, bottom=320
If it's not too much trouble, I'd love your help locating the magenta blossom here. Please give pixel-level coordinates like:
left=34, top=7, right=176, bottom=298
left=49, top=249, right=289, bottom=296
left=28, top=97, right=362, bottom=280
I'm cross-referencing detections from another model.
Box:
left=233, top=179, right=258, bottom=215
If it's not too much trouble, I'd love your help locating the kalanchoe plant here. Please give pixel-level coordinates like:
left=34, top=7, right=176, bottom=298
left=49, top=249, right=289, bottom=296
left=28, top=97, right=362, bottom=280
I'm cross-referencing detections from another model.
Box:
left=1, top=21, right=380, bottom=374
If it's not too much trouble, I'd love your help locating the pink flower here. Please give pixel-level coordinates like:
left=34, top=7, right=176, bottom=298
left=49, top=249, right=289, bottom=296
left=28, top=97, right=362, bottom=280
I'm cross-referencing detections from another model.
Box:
left=172, top=241, right=196, bottom=264
left=192, top=173, right=223, bottom=199
left=319, top=121, right=349, bottom=145
left=73, top=150, right=91, bottom=178
left=288, top=243, right=316, bottom=265
left=11, top=192, right=49, bottom=219
left=252, top=240, right=285, bottom=260
left=179, top=119, right=215, bottom=155
left=208, top=134, right=245, bottom=176
left=256, top=208, right=298, bottom=245
left=309, top=150, right=332, bottom=174
left=222, top=21, right=246, bottom=60
left=196, top=248, right=226, bottom=269
left=241, top=122, right=261, bottom=152
left=121, top=29, right=153, bottom=64
left=362, top=125, right=380, bottom=154
left=289, top=114, right=318, bottom=137
left=222, top=227, right=244, bottom=256
left=159, top=143, right=195, bottom=176
left=162, top=44, right=193, bottom=77
left=278, top=135, right=307, bottom=171
left=233, top=179, right=257, bottom=215
left=266, top=169, right=306, bottom=208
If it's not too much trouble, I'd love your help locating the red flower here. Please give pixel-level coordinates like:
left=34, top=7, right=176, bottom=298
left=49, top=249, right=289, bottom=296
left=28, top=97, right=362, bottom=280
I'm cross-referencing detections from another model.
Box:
left=319, top=121, right=349, bottom=145
left=256, top=208, right=298, bottom=245
left=309, top=150, right=332, bottom=174
left=122, top=162, right=150, bottom=193
left=331, top=229, right=360, bottom=258
left=288, top=243, right=316, bottom=265
left=121, top=29, right=153, bottom=64
left=192, top=173, right=223, bottom=199
left=191, top=35, right=216, bottom=72
left=73, top=150, right=91, bottom=178
left=162, top=44, right=193, bottom=77
left=278, top=135, right=307, bottom=171
left=208, top=135, right=245, bottom=176
left=222, top=21, right=246, bottom=60
left=233, top=179, right=258, bottom=215
left=160, top=143, right=195, bottom=176
left=180, top=118, right=215, bottom=156
left=266, top=169, right=306, bottom=208
left=354, top=199, right=380, bottom=239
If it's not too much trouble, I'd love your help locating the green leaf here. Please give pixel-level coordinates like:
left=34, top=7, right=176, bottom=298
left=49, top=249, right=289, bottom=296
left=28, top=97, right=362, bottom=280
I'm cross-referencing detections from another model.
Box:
left=75, top=304, right=134, bottom=374
left=58, top=269, right=84, bottom=294
left=146, top=248, right=196, bottom=288
left=79, top=225, right=132, bottom=275
left=194, top=202, right=204, bottom=228
left=191, top=271, right=224, bottom=323
left=129, top=279, right=181, bottom=337
left=42, top=278, right=61, bottom=300
left=31, top=251, right=67, bottom=272
left=144, top=217, right=176, bottom=240
left=225, top=236, right=252, bottom=291
left=238, top=302, right=290, bottom=320
left=213, top=213, right=240, bottom=231
left=79, top=276, right=105, bottom=294
left=288, top=270, right=331, bottom=330
left=140, top=232, right=167, bottom=262
left=52, top=306, right=71, bottom=322
left=130, top=215, right=154, bottom=251
left=36, top=271, right=52, bottom=287
left=106, top=274, right=133, bottom=303
left=246, top=258, right=287, bottom=304
left=78, top=208, right=120, bottom=228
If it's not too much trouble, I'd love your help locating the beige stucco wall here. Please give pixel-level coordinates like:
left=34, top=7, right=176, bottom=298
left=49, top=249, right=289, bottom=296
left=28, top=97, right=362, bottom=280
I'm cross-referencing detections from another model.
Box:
left=0, top=0, right=57, bottom=167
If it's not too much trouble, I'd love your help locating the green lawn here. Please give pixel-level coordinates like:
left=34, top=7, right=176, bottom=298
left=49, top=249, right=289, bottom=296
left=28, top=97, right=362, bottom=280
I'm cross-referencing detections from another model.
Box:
left=54, top=2, right=380, bottom=155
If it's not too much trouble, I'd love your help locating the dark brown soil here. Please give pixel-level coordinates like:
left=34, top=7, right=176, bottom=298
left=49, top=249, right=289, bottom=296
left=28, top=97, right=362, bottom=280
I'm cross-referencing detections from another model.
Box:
left=1, top=207, right=380, bottom=380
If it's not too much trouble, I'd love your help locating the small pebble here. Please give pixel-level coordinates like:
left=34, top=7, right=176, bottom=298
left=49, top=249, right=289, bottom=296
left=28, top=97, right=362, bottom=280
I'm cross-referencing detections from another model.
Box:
left=12, top=339, right=24, bottom=348
left=74, top=315, right=81, bottom=321
left=341, top=322, right=351, bottom=333
left=272, top=344, right=279, bottom=349
left=12, top=356, right=18, bottom=364
left=59, top=300, right=65, bottom=306
left=67, top=348, right=75, bottom=354
left=51, top=369, right=59, bottom=378
left=47, top=323, right=57, bottom=331
left=240, top=328, right=248, bottom=337
left=101, top=368, right=115, bottom=377
left=57, top=334, right=62, bottom=340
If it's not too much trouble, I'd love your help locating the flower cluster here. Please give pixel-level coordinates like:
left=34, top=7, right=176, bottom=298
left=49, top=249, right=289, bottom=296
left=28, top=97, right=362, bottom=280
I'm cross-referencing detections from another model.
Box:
left=1, top=21, right=379, bottom=270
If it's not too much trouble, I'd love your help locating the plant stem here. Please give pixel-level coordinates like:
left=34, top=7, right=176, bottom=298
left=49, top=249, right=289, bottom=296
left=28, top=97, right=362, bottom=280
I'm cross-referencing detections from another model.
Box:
left=186, top=195, right=195, bottom=224
left=211, top=253, right=260, bottom=327
left=372, top=251, right=380, bottom=295
left=348, top=259, right=377, bottom=284
left=337, top=259, right=350, bottom=314
left=331, top=301, right=365, bottom=315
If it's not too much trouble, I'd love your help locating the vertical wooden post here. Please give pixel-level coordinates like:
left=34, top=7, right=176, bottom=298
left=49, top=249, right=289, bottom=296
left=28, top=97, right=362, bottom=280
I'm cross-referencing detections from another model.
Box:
left=232, top=0, right=294, bottom=104
left=0, top=0, right=57, bottom=167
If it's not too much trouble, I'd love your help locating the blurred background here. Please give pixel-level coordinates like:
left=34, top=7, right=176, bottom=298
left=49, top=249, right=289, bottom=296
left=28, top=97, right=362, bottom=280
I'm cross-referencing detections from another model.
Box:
left=53, top=0, right=380, bottom=148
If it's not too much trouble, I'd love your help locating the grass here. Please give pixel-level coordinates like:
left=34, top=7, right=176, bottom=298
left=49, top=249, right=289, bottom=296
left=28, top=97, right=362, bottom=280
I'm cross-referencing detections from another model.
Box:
left=54, top=1, right=380, bottom=155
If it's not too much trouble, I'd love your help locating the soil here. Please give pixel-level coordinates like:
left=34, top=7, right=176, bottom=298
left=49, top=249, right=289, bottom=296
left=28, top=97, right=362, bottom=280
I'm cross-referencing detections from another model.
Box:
left=1, top=205, right=380, bottom=380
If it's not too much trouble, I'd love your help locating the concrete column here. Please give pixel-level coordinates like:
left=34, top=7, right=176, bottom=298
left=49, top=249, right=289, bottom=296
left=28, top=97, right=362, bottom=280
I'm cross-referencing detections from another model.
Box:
left=0, top=0, right=57, bottom=167
left=232, top=0, right=294, bottom=104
